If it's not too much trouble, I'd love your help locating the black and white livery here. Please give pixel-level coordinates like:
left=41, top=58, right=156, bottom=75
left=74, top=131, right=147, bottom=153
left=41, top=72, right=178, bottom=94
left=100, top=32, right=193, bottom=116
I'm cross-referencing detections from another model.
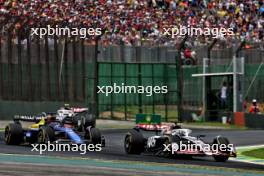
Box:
left=124, top=124, right=236, bottom=162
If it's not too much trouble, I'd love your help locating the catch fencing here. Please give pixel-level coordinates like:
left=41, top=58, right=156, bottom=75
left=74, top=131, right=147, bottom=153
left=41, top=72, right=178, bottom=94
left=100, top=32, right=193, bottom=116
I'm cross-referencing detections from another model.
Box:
left=0, top=34, right=263, bottom=120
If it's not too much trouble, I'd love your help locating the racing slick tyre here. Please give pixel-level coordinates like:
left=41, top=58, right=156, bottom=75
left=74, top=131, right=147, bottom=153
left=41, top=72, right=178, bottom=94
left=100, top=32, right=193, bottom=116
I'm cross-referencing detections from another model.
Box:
left=38, top=126, right=55, bottom=144
left=163, top=135, right=182, bottom=158
left=213, top=136, right=230, bottom=162
left=163, top=137, right=172, bottom=158
left=90, top=127, right=102, bottom=144
left=73, top=112, right=96, bottom=131
left=124, top=129, right=145, bottom=155
left=84, top=114, right=96, bottom=128
left=5, top=123, right=23, bottom=145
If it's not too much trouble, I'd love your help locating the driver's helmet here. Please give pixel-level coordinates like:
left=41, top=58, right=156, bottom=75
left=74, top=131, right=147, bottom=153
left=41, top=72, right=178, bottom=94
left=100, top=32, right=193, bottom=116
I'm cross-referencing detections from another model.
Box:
left=179, top=130, right=187, bottom=136
left=63, top=104, right=71, bottom=110
left=34, top=112, right=47, bottom=122
left=161, top=127, right=172, bottom=135
left=178, top=129, right=191, bottom=137
left=173, top=129, right=191, bottom=137
left=56, top=109, right=74, bottom=121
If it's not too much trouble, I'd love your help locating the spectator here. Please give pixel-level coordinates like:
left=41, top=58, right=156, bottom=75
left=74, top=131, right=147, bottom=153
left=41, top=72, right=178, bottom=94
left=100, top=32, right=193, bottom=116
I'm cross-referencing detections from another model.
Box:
left=249, top=99, right=260, bottom=114
left=0, top=0, right=263, bottom=46
left=220, top=82, right=228, bottom=109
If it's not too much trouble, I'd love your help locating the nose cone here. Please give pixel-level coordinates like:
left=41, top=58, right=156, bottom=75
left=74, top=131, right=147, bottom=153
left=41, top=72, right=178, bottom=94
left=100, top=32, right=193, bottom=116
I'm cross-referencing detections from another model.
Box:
left=66, top=129, right=84, bottom=144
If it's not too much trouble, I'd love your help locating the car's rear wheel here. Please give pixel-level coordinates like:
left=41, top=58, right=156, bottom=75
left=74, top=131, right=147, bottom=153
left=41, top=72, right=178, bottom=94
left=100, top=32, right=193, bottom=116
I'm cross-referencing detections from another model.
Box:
left=38, top=126, right=55, bottom=144
left=163, top=137, right=172, bottom=158
left=84, top=114, right=96, bottom=128
left=5, top=123, right=23, bottom=145
left=165, top=135, right=182, bottom=157
left=73, top=112, right=96, bottom=131
left=213, top=136, right=230, bottom=162
left=124, top=129, right=145, bottom=154
left=90, top=127, right=102, bottom=144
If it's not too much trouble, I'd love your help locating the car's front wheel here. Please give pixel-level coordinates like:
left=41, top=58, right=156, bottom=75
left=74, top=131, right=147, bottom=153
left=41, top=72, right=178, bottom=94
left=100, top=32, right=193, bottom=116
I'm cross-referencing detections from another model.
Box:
left=90, top=127, right=102, bottom=144
left=37, top=126, right=55, bottom=144
left=124, top=129, right=145, bottom=154
left=213, top=136, right=230, bottom=162
left=5, top=123, right=23, bottom=145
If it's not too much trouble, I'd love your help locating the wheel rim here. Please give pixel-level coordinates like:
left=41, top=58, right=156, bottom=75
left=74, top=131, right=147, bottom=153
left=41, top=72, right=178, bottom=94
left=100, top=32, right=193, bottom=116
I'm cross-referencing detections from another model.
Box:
left=91, top=129, right=101, bottom=144
left=38, top=130, right=45, bottom=143
left=4, top=126, right=11, bottom=143
left=125, top=135, right=132, bottom=152
left=163, top=139, right=171, bottom=157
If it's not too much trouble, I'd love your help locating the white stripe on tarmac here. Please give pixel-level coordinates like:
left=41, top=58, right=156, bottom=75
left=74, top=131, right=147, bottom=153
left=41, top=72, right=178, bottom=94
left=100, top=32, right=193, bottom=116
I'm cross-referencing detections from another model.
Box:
left=236, top=144, right=264, bottom=150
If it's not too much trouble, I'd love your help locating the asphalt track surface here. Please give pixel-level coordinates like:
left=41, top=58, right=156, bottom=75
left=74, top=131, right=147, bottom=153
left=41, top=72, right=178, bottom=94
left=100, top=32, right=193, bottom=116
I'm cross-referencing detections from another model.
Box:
left=0, top=128, right=264, bottom=172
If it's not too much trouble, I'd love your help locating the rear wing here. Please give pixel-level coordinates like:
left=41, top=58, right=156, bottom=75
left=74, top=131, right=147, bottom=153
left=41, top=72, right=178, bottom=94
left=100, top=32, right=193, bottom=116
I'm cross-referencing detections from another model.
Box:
left=136, top=114, right=161, bottom=125
left=13, top=112, right=56, bottom=122
left=14, top=115, right=36, bottom=122
left=71, top=108, right=88, bottom=113
left=135, top=114, right=178, bottom=131
left=136, top=124, right=175, bottom=131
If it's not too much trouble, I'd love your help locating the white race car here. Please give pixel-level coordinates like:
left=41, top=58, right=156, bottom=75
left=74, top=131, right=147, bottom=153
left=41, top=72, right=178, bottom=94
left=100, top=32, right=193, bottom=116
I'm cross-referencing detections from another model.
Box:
left=124, top=124, right=237, bottom=162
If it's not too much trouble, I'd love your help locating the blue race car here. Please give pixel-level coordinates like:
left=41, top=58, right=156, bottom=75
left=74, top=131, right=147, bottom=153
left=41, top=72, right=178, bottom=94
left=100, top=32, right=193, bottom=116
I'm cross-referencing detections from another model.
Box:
left=38, top=116, right=104, bottom=145
left=37, top=108, right=105, bottom=146
left=5, top=106, right=105, bottom=146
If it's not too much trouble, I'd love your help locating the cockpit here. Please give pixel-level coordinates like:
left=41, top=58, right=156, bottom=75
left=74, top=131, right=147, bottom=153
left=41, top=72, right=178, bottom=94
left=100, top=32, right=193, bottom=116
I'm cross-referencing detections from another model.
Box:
left=171, top=129, right=192, bottom=137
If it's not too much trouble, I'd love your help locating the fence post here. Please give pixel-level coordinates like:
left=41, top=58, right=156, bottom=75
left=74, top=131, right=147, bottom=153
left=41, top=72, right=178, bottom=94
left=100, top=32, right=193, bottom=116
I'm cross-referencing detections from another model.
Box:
left=37, top=37, right=42, bottom=100
left=72, top=37, right=77, bottom=100
left=176, top=36, right=188, bottom=122
left=120, top=41, right=127, bottom=120
left=124, top=62, right=127, bottom=120
left=136, top=46, right=143, bottom=114
left=7, top=31, right=13, bottom=100
left=81, top=39, right=86, bottom=101
left=93, top=37, right=99, bottom=118
left=64, top=39, right=69, bottom=101
left=54, top=35, right=60, bottom=100
left=45, top=35, right=51, bottom=100
left=110, top=62, right=114, bottom=119
left=152, top=64, right=155, bottom=115
left=17, top=33, right=22, bottom=99
left=0, top=35, right=3, bottom=98
left=27, top=36, right=33, bottom=101
left=164, top=64, right=168, bottom=121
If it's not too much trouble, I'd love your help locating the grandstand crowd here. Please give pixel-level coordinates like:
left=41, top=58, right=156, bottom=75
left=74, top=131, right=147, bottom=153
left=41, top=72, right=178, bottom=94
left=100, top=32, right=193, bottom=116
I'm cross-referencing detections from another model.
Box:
left=0, top=0, right=263, bottom=46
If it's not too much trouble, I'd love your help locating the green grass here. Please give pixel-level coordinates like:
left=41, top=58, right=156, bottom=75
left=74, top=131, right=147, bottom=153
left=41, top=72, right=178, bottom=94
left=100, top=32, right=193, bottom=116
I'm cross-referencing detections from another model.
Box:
left=97, top=124, right=134, bottom=129
left=185, top=122, right=247, bottom=129
left=113, top=105, right=178, bottom=121
left=96, top=121, right=245, bottom=130
left=100, top=105, right=247, bottom=130
left=242, top=148, right=264, bottom=159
